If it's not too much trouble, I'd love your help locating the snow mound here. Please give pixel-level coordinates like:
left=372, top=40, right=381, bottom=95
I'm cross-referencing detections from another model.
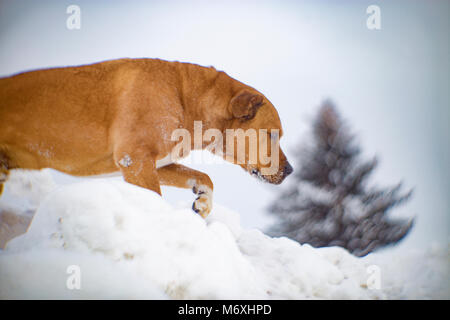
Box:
left=0, top=170, right=448, bottom=299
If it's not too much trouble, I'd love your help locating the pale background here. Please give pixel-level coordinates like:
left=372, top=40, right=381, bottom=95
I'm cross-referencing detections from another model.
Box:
left=0, top=0, right=448, bottom=250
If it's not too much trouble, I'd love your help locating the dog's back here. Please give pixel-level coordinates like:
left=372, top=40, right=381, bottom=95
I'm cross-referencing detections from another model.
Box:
left=0, top=60, right=132, bottom=174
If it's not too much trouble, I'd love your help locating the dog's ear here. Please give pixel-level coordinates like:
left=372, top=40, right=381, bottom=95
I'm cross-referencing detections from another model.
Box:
left=230, top=90, right=264, bottom=120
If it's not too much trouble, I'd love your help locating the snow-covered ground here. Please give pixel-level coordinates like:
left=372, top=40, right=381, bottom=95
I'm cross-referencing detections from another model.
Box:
left=0, top=170, right=448, bottom=299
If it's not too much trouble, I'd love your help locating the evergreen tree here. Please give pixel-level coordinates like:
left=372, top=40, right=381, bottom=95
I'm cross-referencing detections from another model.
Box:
left=268, top=101, right=414, bottom=257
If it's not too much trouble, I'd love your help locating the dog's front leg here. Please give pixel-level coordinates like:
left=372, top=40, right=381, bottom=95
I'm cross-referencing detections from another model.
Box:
left=157, top=164, right=213, bottom=218
left=114, top=147, right=162, bottom=196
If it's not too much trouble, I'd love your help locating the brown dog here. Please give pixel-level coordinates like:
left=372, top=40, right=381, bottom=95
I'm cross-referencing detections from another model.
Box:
left=0, top=58, right=292, bottom=217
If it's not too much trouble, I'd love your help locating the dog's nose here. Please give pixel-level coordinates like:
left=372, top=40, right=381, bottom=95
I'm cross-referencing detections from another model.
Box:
left=284, top=161, right=293, bottom=177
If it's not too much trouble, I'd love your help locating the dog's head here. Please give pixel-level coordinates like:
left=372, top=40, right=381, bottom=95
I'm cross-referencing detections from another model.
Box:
left=225, top=89, right=293, bottom=184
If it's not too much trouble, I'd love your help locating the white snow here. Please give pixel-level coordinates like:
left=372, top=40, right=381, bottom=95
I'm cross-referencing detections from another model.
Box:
left=118, top=155, right=133, bottom=168
left=0, top=170, right=448, bottom=299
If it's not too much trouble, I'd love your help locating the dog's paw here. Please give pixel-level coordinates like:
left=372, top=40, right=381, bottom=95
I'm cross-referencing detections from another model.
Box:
left=192, top=185, right=212, bottom=218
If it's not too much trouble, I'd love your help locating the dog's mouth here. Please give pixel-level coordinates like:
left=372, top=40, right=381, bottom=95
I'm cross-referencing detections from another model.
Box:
left=250, top=168, right=268, bottom=183
left=247, top=162, right=293, bottom=185
left=248, top=167, right=282, bottom=184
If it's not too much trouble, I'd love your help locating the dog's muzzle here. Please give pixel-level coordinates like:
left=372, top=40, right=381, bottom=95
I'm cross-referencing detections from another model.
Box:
left=250, top=161, right=293, bottom=184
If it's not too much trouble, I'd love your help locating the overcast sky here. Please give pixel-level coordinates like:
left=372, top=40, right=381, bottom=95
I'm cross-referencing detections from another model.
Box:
left=0, top=0, right=448, bottom=250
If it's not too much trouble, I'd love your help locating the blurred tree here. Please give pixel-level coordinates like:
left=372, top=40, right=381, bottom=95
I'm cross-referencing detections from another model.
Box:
left=268, top=101, right=414, bottom=257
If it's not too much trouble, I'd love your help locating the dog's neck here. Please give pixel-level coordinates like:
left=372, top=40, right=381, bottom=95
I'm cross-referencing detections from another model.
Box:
left=176, top=62, right=246, bottom=136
